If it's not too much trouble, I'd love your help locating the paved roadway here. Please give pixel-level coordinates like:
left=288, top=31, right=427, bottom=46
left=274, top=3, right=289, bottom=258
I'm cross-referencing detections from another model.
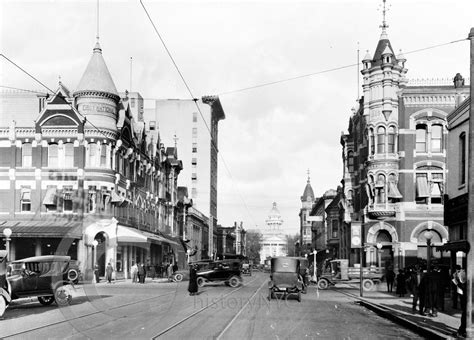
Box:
left=1, top=272, right=423, bottom=339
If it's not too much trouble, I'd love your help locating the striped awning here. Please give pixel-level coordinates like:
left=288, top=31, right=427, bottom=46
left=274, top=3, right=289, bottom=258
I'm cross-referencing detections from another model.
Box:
left=0, top=221, right=82, bottom=239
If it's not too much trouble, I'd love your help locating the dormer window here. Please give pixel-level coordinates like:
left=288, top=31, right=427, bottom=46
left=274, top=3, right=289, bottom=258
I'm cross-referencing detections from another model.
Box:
left=386, top=56, right=390, bottom=63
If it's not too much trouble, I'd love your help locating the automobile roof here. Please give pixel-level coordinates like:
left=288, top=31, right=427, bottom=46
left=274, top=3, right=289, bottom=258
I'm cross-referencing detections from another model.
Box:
left=11, top=255, right=71, bottom=263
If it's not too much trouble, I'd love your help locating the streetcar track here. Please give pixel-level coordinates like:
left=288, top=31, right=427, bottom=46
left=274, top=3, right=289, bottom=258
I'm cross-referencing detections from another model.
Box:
left=215, top=278, right=268, bottom=339
left=151, top=275, right=263, bottom=339
left=2, top=290, right=176, bottom=339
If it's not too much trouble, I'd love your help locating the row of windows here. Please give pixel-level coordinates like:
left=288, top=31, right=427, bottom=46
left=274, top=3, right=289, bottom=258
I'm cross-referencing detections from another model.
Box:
left=368, top=126, right=397, bottom=155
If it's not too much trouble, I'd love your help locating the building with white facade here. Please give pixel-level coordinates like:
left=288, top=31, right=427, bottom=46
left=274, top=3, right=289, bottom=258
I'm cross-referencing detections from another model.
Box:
left=260, top=202, right=287, bottom=263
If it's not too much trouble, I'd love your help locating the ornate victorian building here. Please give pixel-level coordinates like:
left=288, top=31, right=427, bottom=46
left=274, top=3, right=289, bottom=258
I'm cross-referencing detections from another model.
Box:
left=0, top=40, right=184, bottom=278
left=340, top=19, right=470, bottom=271
left=299, top=174, right=315, bottom=254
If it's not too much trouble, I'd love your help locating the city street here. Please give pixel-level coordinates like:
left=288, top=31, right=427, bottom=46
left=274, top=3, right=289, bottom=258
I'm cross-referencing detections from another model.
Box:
left=1, top=272, right=421, bottom=339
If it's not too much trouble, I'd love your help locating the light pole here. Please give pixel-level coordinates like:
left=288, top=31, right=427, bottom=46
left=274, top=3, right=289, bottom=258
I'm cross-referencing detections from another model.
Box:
left=312, top=250, right=317, bottom=282
left=92, top=240, right=98, bottom=267
left=3, top=228, right=12, bottom=259
left=424, top=230, right=433, bottom=272
left=376, top=243, right=383, bottom=268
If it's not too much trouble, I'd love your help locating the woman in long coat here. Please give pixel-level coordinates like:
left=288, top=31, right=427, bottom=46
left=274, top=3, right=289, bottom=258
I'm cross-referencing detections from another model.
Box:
left=105, top=263, right=113, bottom=283
left=188, top=265, right=198, bottom=296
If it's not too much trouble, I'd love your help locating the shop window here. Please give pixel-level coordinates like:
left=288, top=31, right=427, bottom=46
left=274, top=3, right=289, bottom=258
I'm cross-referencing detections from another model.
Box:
left=20, top=187, right=31, bottom=212
left=22, top=143, right=32, bottom=167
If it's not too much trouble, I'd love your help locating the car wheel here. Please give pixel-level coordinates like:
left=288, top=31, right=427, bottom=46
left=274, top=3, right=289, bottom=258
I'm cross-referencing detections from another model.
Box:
left=38, top=296, right=55, bottom=306
left=228, top=276, right=240, bottom=288
left=197, top=277, right=205, bottom=287
left=0, top=297, right=6, bottom=318
left=174, top=273, right=183, bottom=282
left=55, top=286, right=72, bottom=306
left=362, top=279, right=374, bottom=291
left=317, top=279, right=329, bottom=290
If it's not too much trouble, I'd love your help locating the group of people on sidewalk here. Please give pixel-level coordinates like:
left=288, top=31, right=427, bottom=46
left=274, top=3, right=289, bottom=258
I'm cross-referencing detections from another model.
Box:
left=130, top=262, right=147, bottom=283
left=384, top=264, right=467, bottom=338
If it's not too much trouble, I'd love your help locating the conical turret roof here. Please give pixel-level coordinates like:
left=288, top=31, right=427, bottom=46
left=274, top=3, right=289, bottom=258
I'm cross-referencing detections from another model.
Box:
left=301, top=177, right=314, bottom=201
left=74, top=41, right=118, bottom=97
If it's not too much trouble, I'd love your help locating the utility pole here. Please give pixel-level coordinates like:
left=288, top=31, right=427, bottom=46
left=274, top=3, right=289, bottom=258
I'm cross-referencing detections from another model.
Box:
left=466, top=27, right=474, bottom=339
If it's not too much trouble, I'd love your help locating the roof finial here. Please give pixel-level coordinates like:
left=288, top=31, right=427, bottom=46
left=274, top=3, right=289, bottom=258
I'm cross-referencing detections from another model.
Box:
left=379, top=0, right=390, bottom=33
left=173, top=133, right=178, bottom=148
left=96, top=0, right=100, bottom=42
left=307, top=168, right=310, bottom=184
left=58, top=75, right=62, bottom=85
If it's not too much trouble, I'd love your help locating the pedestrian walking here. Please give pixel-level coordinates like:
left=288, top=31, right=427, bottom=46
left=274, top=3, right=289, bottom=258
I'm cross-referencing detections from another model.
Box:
left=188, top=264, right=198, bottom=296
left=167, top=262, right=174, bottom=281
left=425, top=268, right=440, bottom=317
left=94, top=262, right=100, bottom=283
left=408, top=266, right=422, bottom=313
left=385, top=266, right=395, bottom=293
left=395, top=269, right=406, bottom=297
left=106, top=262, right=114, bottom=283
left=131, top=262, right=138, bottom=283
left=452, top=265, right=462, bottom=309
left=138, top=263, right=146, bottom=283
left=418, top=269, right=428, bottom=315
left=452, top=266, right=467, bottom=338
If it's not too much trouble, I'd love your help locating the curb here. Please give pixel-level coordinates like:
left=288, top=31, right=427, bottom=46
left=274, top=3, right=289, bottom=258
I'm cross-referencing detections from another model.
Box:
left=357, top=299, right=454, bottom=340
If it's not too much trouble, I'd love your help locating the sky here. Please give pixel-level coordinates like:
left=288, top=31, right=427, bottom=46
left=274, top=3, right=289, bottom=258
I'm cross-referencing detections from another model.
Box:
left=1, top=0, right=473, bottom=235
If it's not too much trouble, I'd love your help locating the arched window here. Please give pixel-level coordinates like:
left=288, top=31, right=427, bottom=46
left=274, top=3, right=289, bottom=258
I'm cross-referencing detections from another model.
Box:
left=64, top=143, right=74, bottom=168
left=387, top=126, right=396, bottom=153
left=377, top=127, right=386, bottom=154
left=416, top=124, right=427, bottom=152
left=347, top=151, right=354, bottom=172
left=460, top=132, right=466, bottom=185
left=431, top=124, right=443, bottom=153
left=48, top=144, right=59, bottom=167
left=369, top=128, right=375, bottom=155
left=375, top=174, right=386, bottom=204
left=22, top=143, right=32, bottom=167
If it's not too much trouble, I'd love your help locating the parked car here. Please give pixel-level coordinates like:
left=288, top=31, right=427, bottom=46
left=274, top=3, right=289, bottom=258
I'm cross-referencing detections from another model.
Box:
left=268, top=257, right=304, bottom=302
left=1, top=254, right=78, bottom=314
left=196, top=260, right=242, bottom=288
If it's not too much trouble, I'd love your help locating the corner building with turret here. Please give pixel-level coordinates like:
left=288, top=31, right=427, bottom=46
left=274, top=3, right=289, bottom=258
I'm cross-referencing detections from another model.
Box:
left=340, top=21, right=470, bottom=271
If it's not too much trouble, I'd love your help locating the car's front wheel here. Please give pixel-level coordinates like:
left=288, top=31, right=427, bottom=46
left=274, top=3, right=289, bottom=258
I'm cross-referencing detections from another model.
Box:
left=196, top=277, right=205, bottom=287
left=54, top=286, right=72, bottom=306
left=38, top=296, right=55, bottom=306
left=0, top=297, right=7, bottom=318
left=173, top=273, right=184, bottom=282
left=228, top=276, right=240, bottom=288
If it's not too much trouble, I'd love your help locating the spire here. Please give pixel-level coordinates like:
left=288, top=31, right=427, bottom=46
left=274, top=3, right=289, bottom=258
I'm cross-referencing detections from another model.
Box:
left=301, top=171, right=315, bottom=202
left=74, top=41, right=119, bottom=98
left=379, top=0, right=390, bottom=40
left=306, top=168, right=311, bottom=184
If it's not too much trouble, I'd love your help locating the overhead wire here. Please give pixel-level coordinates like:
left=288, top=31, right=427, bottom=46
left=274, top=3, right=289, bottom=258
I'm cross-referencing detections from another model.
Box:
left=216, top=37, right=469, bottom=96
left=140, top=0, right=258, bottom=227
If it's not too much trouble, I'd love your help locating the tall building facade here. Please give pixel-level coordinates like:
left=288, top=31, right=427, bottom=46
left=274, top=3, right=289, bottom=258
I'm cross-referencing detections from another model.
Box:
left=0, top=41, right=183, bottom=277
left=259, top=202, right=287, bottom=263
left=340, top=20, right=470, bottom=270
left=145, top=97, right=225, bottom=258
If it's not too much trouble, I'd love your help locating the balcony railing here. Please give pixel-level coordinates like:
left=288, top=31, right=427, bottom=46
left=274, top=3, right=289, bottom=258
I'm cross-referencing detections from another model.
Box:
left=367, top=203, right=397, bottom=218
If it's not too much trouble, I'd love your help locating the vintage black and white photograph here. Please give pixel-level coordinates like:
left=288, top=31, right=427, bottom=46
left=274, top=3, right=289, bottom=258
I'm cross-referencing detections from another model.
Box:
left=1, top=0, right=474, bottom=338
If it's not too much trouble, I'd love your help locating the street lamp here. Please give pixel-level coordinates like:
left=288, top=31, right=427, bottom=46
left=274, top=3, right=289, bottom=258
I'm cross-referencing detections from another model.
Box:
left=376, top=243, right=383, bottom=268
left=424, top=230, right=433, bottom=271
left=3, top=228, right=12, bottom=259
left=312, top=250, right=317, bottom=282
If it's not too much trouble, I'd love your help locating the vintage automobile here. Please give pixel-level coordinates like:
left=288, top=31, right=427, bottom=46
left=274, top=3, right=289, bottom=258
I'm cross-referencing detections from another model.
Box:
left=241, top=263, right=251, bottom=276
left=1, top=254, right=78, bottom=314
left=196, top=260, right=242, bottom=288
left=0, top=250, right=11, bottom=317
left=268, top=257, right=304, bottom=302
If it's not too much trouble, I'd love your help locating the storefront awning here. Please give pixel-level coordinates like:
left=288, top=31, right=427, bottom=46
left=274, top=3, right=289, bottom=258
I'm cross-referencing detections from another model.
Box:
left=0, top=221, right=82, bottom=239
left=436, top=240, right=470, bottom=253
left=116, top=226, right=181, bottom=246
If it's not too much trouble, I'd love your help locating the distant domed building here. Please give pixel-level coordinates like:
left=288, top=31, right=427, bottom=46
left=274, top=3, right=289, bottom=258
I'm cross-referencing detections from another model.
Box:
left=260, top=202, right=287, bottom=263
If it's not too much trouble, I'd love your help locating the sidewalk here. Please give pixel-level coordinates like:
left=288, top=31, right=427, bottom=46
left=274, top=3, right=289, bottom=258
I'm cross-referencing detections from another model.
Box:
left=339, top=283, right=462, bottom=339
